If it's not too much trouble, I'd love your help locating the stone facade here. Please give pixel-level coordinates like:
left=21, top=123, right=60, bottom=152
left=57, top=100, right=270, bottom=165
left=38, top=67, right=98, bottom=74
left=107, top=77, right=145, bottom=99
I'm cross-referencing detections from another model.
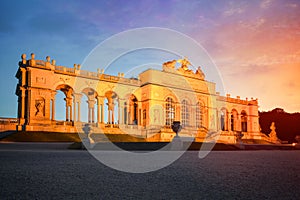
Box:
left=15, top=53, right=267, bottom=143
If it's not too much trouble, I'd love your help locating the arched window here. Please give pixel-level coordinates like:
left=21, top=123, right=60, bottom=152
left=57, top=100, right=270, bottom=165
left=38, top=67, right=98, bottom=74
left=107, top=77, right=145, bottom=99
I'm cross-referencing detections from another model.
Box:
left=181, top=100, right=189, bottom=128
left=196, top=102, right=203, bottom=128
left=165, top=97, right=175, bottom=126
left=221, top=110, right=225, bottom=131
left=142, top=109, right=146, bottom=126
left=241, top=111, right=247, bottom=132
left=220, top=108, right=228, bottom=131
left=128, top=95, right=138, bottom=125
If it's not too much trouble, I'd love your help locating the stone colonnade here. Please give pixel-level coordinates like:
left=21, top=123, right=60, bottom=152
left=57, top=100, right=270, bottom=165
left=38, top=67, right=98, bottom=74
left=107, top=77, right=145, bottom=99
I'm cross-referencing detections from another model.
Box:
left=49, top=90, right=140, bottom=126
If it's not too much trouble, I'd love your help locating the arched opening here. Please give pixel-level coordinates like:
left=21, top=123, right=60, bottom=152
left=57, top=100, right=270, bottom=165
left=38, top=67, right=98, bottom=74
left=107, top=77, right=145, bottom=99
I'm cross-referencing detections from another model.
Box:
left=220, top=108, right=228, bottom=131
left=231, top=109, right=238, bottom=131
left=80, top=94, right=89, bottom=123
left=55, top=84, right=73, bottom=122
left=55, top=90, right=65, bottom=120
left=105, top=91, right=118, bottom=124
left=128, top=95, right=138, bottom=125
left=181, top=99, right=189, bottom=128
left=241, top=110, right=247, bottom=132
left=165, top=97, right=175, bottom=126
left=114, top=99, right=119, bottom=124
left=142, top=109, right=146, bottom=126
left=123, top=101, right=127, bottom=124
left=196, top=102, right=203, bottom=129
left=81, top=88, right=98, bottom=124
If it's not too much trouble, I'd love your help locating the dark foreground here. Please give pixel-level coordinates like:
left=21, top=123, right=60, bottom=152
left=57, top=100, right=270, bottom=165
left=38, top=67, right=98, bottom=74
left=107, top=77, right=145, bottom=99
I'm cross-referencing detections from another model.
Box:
left=0, top=143, right=299, bottom=200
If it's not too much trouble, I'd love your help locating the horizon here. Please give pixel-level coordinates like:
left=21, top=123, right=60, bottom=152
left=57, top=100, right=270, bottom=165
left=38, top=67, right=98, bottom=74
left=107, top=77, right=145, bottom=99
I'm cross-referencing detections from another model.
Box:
left=1, top=0, right=300, bottom=118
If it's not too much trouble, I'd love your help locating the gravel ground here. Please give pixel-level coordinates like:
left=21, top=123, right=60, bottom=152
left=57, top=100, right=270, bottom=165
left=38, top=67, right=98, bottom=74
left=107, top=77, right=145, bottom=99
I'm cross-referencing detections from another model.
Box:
left=0, top=143, right=299, bottom=200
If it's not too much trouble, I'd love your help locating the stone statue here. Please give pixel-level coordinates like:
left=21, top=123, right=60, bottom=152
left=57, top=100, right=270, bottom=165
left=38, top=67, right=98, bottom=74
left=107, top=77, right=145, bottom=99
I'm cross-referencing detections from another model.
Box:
left=195, top=66, right=205, bottom=79
left=45, top=56, right=54, bottom=70
left=177, top=57, right=192, bottom=71
left=35, top=99, right=44, bottom=117
left=21, top=54, right=27, bottom=65
left=269, top=122, right=281, bottom=144
left=29, top=53, right=36, bottom=66
left=163, top=60, right=176, bottom=69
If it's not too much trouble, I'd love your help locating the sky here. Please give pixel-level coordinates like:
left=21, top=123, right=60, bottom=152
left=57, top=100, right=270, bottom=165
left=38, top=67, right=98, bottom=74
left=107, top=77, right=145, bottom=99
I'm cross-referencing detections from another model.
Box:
left=0, top=0, right=300, bottom=118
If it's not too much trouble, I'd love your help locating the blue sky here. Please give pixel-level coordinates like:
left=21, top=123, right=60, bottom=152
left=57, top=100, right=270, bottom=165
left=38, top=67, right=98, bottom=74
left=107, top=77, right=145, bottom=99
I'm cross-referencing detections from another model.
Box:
left=1, top=0, right=300, bottom=118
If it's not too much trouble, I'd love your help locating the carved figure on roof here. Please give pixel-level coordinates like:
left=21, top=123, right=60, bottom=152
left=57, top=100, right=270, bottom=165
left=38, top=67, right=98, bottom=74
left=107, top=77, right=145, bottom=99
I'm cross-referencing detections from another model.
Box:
left=177, top=57, right=192, bottom=71
left=163, top=60, right=176, bottom=69
left=195, top=66, right=205, bottom=79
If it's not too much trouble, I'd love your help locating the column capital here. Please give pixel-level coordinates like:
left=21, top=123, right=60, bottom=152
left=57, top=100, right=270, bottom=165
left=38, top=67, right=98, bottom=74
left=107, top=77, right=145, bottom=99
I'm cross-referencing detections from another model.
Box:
left=74, top=93, right=83, bottom=98
left=51, top=90, right=57, bottom=99
left=65, top=97, right=73, bottom=106
left=96, top=96, right=105, bottom=104
left=87, top=99, right=96, bottom=108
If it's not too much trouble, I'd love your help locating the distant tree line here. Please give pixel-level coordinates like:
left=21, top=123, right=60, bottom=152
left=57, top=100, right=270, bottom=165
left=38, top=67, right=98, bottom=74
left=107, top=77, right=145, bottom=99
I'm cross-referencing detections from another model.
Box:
left=259, top=108, right=300, bottom=143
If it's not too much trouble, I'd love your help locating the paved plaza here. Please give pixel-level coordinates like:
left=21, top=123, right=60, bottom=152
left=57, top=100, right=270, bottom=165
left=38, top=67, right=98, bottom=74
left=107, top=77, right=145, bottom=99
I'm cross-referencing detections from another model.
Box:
left=0, top=143, right=299, bottom=199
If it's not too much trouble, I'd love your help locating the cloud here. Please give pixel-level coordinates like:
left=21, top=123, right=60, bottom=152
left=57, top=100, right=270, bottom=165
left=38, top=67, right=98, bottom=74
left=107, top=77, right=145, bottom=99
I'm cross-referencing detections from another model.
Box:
left=260, top=0, right=273, bottom=9
left=238, top=18, right=266, bottom=32
left=286, top=3, right=298, bottom=8
left=223, top=2, right=246, bottom=17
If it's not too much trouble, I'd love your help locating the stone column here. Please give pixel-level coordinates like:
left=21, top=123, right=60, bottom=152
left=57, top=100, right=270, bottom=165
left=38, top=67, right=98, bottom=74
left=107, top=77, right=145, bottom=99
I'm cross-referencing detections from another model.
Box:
left=118, top=103, right=120, bottom=125
left=124, top=103, right=127, bottom=125
left=247, top=116, right=251, bottom=133
left=51, top=98, right=55, bottom=120
left=87, top=107, right=91, bottom=123
left=18, top=87, right=26, bottom=125
left=69, top=105, right=73, bottom=122
left=66, top=105, right=69, bottom=121
left=87, top=99, right=96, bottom=123
left=92, top=108, right=95, bottom=123
left=78, top=101, right=81, bottom=122
left=107, top=97, right=114, bottom=124
left=26, top=89, right=31, bottom=125
left=224, top=112, right=228, bottom=131
left=112, top=109, right=115, bottom=124
left=20, top=88, right=25, bottom=119
left=108, top=109, right=111, bottom=124
left=119, top=104, right=123, bottom=124
left=118, top=99, right=125, bottom=125
left=127, top=106, right=130, bottom=125
left=73, top=93, right=82, bottom=122
left=101, top=103, right=104, bottom=123
left=20, top=68, right=26, bottom=86
left=73, top=98, right=76, bottom=122
left=97, top=96, right=104, bottom=124
left=228, top=113, right=232, bottom=131
left=97, top=97, right=101, bottom=124
left=65, top=97, right=73, bottom=122
left=138, top=102, right=142, bottom=125
left=236, top=114, right=240, bottom=131
left=128, top=101, right=132, bottom=124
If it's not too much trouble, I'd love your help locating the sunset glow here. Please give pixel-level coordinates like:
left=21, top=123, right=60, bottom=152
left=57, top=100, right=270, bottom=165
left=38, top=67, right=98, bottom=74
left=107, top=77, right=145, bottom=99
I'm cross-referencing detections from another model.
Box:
left=0, top=0, right=299, bottom=116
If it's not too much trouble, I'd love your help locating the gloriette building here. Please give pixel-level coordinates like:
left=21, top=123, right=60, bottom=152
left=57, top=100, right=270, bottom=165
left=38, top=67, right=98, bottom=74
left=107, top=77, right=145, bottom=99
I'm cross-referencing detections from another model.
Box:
left=15, top=53, right=268, bottom=143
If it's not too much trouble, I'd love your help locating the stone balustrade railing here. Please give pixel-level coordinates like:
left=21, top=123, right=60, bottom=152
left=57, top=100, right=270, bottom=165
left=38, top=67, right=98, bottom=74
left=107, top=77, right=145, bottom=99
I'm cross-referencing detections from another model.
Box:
left=217, top=96, right=258, bottom=106
left=0, top=118, right=18, bottom=124
left=20, top=53, right=141, bottom=86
